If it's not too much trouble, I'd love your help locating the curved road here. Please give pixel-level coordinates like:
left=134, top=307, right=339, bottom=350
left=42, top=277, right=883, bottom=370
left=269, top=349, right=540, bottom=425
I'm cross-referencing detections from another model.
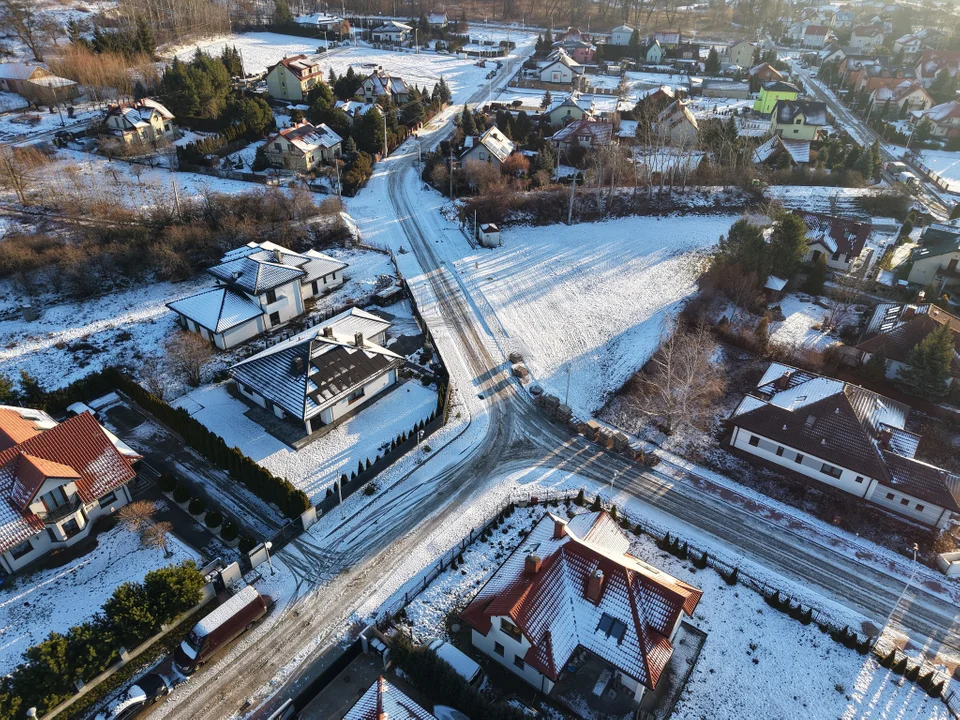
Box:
left=159, top=56, right=960, bottom=720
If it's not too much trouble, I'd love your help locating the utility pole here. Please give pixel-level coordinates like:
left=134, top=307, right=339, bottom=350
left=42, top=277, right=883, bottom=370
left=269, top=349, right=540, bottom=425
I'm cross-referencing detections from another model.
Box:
left=382, top=110, right=388, bottom=158
left=567, top=172, right=576, bottom=225
left=337, top=479, right=344, bottom=519
left=449, top=142, right=454, bottom=199
left=564, top=363, right=571, bottom=405
left=172, top=179, right=182, bottom=220
left=49, top=83, right=64, bottom=127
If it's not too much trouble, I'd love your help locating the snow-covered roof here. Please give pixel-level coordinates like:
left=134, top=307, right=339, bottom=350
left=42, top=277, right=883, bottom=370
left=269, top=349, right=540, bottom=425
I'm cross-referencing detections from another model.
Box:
left=617, top=119, right=638, bottom=138
left=764, top=275, right=788, bottom=291
left=0, top=412, right=140, bottom=553
left=273, top=54, right=325, bottom=80
left=611, top=24, right=633, bottom=33
left=107, top=98, right=175, bottom=126
left=795, top=211, right=870, bottom=257
left=230, top=321, right=402, bottom=421
left=167, top=287, right=264, bottom=334
left=859, top=303, right=960, bottom=376
left=295, top=12, right=343, bottom=26
left=268, top=121, right=343, bottom=154
left=208, top=244, right=308, bottom=295
left=552, top=117, right=614, bottom=145
left=195, top=585, right=261, bottom=638
left=364, top=68, right=409, bottom=98
left=752, top=136, right=811, bottom=165
left=427, top=11, right=447, bottom=24
left=0, top=62, right=45, bottom=80
left=374, top=20, right=412, bottom=32
left=774, top=100, right=827, bottom=126
left=343, top=677, right=436, bottom=719
left=461, top=511, right=702, bottom=689
left=471, top=125, right=515, bottom=163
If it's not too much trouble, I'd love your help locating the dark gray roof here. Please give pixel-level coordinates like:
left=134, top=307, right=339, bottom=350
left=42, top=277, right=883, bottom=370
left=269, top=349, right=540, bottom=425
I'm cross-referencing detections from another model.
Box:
left=882, top=452, right=960, bottom=512
left=166, top=287, right=264, bottom=334
left=774, top=100, right=827, bottom=126
left=208, top=253, right=306, bottom=295
left=914, top=224, right=960, bottom=261
left=230, top=333, right=402, bottom=421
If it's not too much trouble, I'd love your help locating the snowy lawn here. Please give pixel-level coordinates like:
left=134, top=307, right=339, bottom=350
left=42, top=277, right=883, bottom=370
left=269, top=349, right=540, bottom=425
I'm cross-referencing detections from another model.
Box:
left=403, top=501, right=951, bottom=720
left=454, top=215, right=738, bottom=416
left=915, top=149, right=960, bottom=193
left=764, top=186, right=884, bottom=219
left=171, top=35, right=494, bottom=105
left=173, top=380, right=439, bottom=503
left=0, top=275, right=209, bottom=392
left=0, top=101, right=103, bottom=144
left=768, top=294, right=845, bottom=352
left=0, top=522, right=199, bottom=676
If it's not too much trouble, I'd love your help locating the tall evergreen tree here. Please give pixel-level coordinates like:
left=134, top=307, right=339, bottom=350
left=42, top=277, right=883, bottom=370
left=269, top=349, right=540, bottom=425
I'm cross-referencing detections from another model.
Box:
left=460, top=104, right=476, bottom=135
left=897, top=324, right=956, bottom=398
left=134, top=17, right=155, bottom=56
left=768, top=213, right=809, bottom=278
left=861, top=348, right=888, bottom=382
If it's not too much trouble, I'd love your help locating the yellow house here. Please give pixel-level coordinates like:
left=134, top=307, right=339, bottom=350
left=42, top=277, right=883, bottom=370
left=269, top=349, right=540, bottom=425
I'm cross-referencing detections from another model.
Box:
left=753, top=80, right=799, bottom=114
left=105, top=99, right=177, bottom=144
left=266, top=54, right=325, bottom=102
left=770, top=100, right=827, bottom=141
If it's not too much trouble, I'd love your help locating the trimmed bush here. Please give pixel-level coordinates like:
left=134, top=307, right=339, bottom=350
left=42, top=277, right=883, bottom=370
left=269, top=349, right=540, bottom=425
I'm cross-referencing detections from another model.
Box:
left=892, top=657, right=908, bottom=675
left=204, top=510, right=223, bottom=529
left=590, top=495, right=602, bottom=511
left=220, top=521, right=239, bottom=542
left=800, top=608, right=813, bottom=625
left=173, top=486, right=191, bottom=504
left=363, top=483, right=377, bottom=496
left=158, top=474, right=177, bottom=493
left=725, top=567, right=739, bottom=586
left=238, top=535, right=257, bottom=554
left=188, top=498, right=207, bottom=516
left=693, top=551, right=708, bottom=569
left=575, top=488, right=585, bottom=506
left=658, top=533, right=671, bottom=550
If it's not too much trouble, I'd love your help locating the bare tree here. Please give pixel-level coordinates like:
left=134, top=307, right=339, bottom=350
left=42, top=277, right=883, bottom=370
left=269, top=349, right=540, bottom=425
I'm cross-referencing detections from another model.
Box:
left=0, top=0, right=48, bottom=61
left=140, top=356, right=167, bottom=399
left=167, top=330, right=213, bottom=387
left=117, top=500, right=158, bottom=534
left=0, top=146, right=48, bottom=205
left=632, top=321, right=726, bottom=434
left=143, top=521, right=174, bottom=558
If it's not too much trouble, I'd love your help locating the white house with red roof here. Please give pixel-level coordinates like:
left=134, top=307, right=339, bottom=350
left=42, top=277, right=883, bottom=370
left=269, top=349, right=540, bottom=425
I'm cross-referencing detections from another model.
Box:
left=461, top=511, right=702, bottom=703
left=0, top=406, right=141, bottom=573
left=802, top=25, right=830, bottom=49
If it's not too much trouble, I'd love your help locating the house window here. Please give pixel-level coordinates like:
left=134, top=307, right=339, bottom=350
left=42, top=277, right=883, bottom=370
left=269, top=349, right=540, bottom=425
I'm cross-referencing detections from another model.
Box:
left=886, top=492, right=895, bottom=500
left=513, top=655, right=525, bottom=670
left=41, top=486, right=69, bottom=511
left=500, top=618, right=523, bottom=642
left=795, top=454, right=804, bottom=464
left=776, top=446, right=785, bottom=457
left=854, top=476, right=864, bottom=484
left=900, top=498, right=910, bottom=506
left=274, top=142, right=282, bottom=151
left=820, top=463, right=842, bottom=478
left=10, top=539, right=32, bottom=560
left=494, top=642, right=505, bottom=657
left=748, top=435, right=760, bottom=447
left=832, top=252, right=841, bottom=261
left=916, top=504, right=925, bottom=512
left=265, top=289, right=277, bottom=304
left=347, top=387, right=366, bottom=404
left=269, top=311, right=281, bottom=326
left=311, top=280, right=319, bottom=294
left=98, top=491, right=117, bottom=508
left=62, top=518, right=82, bottom=539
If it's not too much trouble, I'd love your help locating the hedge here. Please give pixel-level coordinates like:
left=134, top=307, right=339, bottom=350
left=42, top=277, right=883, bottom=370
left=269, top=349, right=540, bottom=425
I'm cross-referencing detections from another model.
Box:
left=0, top=562, right=204, bottom=717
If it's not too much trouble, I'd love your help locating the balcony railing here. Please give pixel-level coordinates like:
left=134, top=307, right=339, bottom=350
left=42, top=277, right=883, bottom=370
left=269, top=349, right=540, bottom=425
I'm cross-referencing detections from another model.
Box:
left=37, top=495, right=83, bottom=525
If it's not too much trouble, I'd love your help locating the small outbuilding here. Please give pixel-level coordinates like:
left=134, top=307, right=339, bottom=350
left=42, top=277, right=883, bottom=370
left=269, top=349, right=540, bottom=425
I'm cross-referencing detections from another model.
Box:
left=478, top=223, right=501, bottom=248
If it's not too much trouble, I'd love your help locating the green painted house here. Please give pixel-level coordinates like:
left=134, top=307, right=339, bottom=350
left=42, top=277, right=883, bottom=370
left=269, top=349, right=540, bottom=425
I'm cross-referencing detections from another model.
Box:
left=753, top=80, right=800, bottom=114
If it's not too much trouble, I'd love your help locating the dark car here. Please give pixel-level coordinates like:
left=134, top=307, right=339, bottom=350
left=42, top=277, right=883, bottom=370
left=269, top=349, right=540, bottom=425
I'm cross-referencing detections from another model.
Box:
left=104, top=674, right=169, bottom=719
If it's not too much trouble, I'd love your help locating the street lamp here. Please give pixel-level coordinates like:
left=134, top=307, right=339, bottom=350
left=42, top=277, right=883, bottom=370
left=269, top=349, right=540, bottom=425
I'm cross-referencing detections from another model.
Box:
left=264, top=540, right=275, bottom=576
left=874, top=542, right=919, bottom=650
left=417, top=429, right=425, bottom=446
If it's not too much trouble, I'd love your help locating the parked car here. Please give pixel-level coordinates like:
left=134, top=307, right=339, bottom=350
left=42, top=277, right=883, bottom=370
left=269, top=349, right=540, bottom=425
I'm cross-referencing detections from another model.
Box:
left=66, top=401, right=97, bottom=418
left=427, top=639, right=484, bottom=687
left=101, top=674, right=169, bottom=719
left=897, top=170, right=919, bottom=187
left=173, top=585, right=267, bottom=674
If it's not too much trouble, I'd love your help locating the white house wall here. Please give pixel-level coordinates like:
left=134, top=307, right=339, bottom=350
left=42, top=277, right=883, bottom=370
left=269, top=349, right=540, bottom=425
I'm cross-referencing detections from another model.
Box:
left=319, top=367, right=397, bottom=424
left=218, top=316, right=265, bottom=350
left=259, top=282, right=304, bottom=325
left=908, top=252, right=960, bottom=286
left=866, top=482, right=952, bottom=527
left=471, top=621, right=556, bottom=693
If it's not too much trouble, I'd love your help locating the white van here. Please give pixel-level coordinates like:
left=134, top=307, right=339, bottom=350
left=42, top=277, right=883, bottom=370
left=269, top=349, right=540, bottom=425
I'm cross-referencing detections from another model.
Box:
left=427, top=639, right=484, bottom=687
left=898, top=171, right=919, bottom=187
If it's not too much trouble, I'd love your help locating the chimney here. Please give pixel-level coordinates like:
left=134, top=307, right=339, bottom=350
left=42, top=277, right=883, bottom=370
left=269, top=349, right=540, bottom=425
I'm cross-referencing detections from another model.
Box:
left=878, top=427, right=892, bottom=449
left=322, top=326, right=334, bottom=338
left=553, top=518, right=566, bottom=539
left=525, top=554, right=542, bottom=575
left=586, top=569, right=604, bottom=603
left=274, top=249, right=283, bottom=263
left=354, top=331, right=364, bottom=347
left=231, top=271, right=241, bottom=280
left=291, top=356, right=304, bottom=374
left=902, top=305, right=916, bottom=320
left=916, top=290, right=926, bottom=303
left=775, top=370, right=791, bottom=390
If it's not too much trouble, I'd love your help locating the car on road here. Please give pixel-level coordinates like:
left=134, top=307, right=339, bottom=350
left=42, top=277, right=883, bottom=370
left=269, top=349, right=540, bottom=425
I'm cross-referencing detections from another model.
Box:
left=174, top=585, right=267, bottom=674
left=100, top=674, right=170, bottom=719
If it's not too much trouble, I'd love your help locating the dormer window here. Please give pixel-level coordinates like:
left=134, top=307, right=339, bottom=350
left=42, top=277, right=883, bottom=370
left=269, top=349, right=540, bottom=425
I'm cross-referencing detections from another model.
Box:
left=804, top=415, right=817, bottom=428
left=40, top=486, right=70, bottom=511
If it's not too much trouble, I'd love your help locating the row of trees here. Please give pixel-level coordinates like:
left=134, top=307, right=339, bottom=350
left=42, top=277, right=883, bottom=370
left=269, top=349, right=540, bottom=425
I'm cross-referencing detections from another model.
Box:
left=0, top=562, right=204, bottom=716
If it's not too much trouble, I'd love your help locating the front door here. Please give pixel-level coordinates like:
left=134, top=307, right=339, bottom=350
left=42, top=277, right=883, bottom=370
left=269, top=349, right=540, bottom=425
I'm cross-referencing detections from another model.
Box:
left=948, top=258, right=959, bottom=273
left=811, top=250, right=822, bottom=262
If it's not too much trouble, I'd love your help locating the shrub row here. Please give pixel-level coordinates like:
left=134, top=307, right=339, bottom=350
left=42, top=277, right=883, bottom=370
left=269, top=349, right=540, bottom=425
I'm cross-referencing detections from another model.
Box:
left=0, top=562, right=205, bottom=717
left=878, top=650, right=945, bottom=697
left=116, top=372, right=309, bottom=519
left=159, top=475, right=235, bottom=539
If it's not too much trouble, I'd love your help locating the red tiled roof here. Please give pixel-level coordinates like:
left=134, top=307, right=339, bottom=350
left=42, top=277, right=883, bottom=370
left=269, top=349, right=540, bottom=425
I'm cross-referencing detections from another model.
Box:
left=461, top=512, right=701, bottom=689
left=794, top=211, right=871, bottom=258
left=0, top=412, right=139, bottom=552
left=0, top=409, right=41, bottom=452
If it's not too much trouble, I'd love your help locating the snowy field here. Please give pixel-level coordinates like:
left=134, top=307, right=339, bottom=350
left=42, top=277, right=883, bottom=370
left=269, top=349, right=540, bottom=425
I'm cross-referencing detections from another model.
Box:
left=0, top=275, right=208, bottom=392
left=173, top=381, right=438, bottom=503
left=172, top=33, right=495, bottom=106
left=0, top=522, right=199, bottom=676
left=403, top=501, right=951, bottom=720
left=764, top=185, right=883, bottom=218
left=0, top=101, right=102, bottom=145
left=454, top=215, right=737, bottom=416
left=916, top=149, right=960, bottom=193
